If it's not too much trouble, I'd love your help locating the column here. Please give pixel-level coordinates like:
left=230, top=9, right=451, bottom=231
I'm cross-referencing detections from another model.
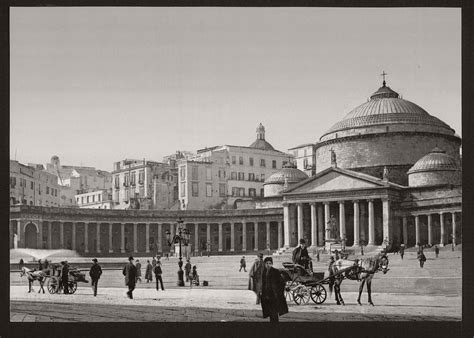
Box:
left=439, top=212, right=445, bottom=246
left=283, top=204, right=290, bottom=248
left=133, top=223, right=138, bottom=253
left=265, top=222, right=270, bottom=249
left=278, top=221, right=283, bottom=249
left=382, top=199, right=391, bottom=245
left=324, top=202, right=330, bottom=240
left=59, top=222, right=64, bottom=248
left=231, top=222, right=235, bottom=252
left=310, top=203, right=317, bottom=246
left=368, top=199, right=375, bottom=245
left=158, top=223, right=162, bottom=252
left=317, top=204, right=324, bottom=246
left=206, top=224, right=211, bottom=251
left=353, top=201, right=360, bottom=246
left=84, top=222, right=89, bottom=253
left=17, top=221, right=21, bottom=248
left=194, top=224, right=199, bottom=253
left=427, top=214, right=433, bottom=246
left=218, top=223, right=223, bottom=252
left=451, top=212, right=456, bottom=246
left=145, top=223, right=150, bottom=253
left=120, top=223, right=125, bottom=253
left=402, top=217, right=408, bottom=245
left=48, top=222, right=52, bottom=249
left=339, top=201, right=345, bottom=240
left=297, top=203, right=304, bottom=243
left=37, top=222, right=43, bottom=249
left=96, top=223, right=101, bottom=253
left=72, top=222, right=76, bottom=251
left=254, top=222, right=259, bottom=251
left=415, top=215, right=420, bottom=246
left=109, top=223, right=113, bottom=253
left=242, top=221, right=247, bottom=251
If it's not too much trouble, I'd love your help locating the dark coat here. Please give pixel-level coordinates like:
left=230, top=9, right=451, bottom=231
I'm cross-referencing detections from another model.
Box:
left=60, top=264, right=69, bottom=281
left=136, top=262, right=142, bottom=277
left=292, top=246, right=310, bottom=267
left=145, top=263, right=153, bottom=280
left=89, top=263, right=102, bottom=280
left=261, top=267, right=288, bottom=318
left=153, top=265, right=162, bottom=275
left=123, top=262, right=137, bottom=286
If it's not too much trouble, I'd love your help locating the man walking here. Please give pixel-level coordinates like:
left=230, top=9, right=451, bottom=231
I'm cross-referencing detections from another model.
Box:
left=239, top=256, right=247, bottom=272
left=123, top=256, right=137, bottom=299
left=248, top=253, right=264, bottom=304
left=400, top=244, right=405, bottom=260
left=260, top=256, right=288, bottom=322
left=59, top=261, right=69, bottom=294
left=89, top=258, right=102, bottom=297
left=184, top=259, right=192, bottom=282
left=154, top=260, right=165, bottom=291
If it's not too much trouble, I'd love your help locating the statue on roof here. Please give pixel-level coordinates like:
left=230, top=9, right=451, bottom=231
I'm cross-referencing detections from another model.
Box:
left=383, top=166, right=389, bottom=181
left=330, top=148, right=337, bottom=167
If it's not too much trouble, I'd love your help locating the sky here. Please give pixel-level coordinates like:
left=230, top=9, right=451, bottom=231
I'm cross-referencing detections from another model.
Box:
left=10, top=7, right=461, bottom=172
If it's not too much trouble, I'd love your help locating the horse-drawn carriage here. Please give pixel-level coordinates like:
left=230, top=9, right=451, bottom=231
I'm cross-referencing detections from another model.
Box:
left=46, top=266, right=88, bottom=294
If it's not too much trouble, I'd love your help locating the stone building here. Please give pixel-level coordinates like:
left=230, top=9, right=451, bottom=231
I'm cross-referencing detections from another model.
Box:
left=288, top=143, right=316, bottom=177
left=75, top=189, right=114, bottom=209
left=178, top=123, right=292, bottom=210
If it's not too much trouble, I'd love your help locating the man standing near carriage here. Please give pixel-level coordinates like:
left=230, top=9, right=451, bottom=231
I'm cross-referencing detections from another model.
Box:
left=59, top=261, right=70, bottom=294
left=292, top=238, right=312, bottom=271
left=249, top=253, right=264, bottom=304
left=260, top=256, right=288, bottom=322
left=89, top=258, right=102, bottom=297
left=123, top=256, right=137, bottom=299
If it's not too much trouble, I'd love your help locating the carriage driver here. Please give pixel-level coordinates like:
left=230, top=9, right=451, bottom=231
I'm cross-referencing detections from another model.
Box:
left=292, top=239, right=312, bottom=271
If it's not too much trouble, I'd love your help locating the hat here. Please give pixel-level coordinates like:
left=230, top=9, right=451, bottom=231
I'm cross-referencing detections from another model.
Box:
left=92, top=258, right=98, bottom=263
left=128, top=256, right=134, bottom=261
left=264, top=257, right=273, bottom=264
left=258, top=253, right=264, bottom=258
left=299, top=238, right=306, bottom=244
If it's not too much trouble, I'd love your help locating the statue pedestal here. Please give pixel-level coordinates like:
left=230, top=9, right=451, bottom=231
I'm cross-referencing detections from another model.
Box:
left=325, top=238, right=338, bottom=252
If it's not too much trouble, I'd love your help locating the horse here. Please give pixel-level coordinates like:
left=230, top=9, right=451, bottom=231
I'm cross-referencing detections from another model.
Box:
left=329, top=253, right=389, bottom=306
left=20, top=267, right=47, bottom=293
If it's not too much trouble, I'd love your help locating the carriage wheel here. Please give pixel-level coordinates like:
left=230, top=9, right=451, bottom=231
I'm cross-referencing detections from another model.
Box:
left=47, top=278, right=58, bottom=294
left=68, top=281, right=77, bottom=294
left=284, top=281, right=294, bottom=302
left=292, top=285, right=310, bottom=305
left=310, top=284, right=327, bottom=304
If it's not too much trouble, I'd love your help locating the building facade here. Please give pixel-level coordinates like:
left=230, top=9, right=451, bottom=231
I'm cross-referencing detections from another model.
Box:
left=288, top=143, right=316, bottom=177
left=75, top=189, right=114, bottom=209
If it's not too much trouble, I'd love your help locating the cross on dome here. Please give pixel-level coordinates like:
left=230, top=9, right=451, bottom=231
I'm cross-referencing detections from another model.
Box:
left=380, top=71, right=388, bottom=87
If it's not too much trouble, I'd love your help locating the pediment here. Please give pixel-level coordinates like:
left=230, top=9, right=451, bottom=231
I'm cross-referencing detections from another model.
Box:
left=286, top=170, right=383, bottom=194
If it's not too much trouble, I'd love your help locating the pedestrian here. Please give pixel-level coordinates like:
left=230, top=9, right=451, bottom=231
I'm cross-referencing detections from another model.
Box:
left=59, top=261, right=69, bottom=294
left=135, top=259, right=142, bottom=283
left=152, top=256, right=157, bottom=270
left=292, top=239, right=311, bottom=270
left=165, top=253, right=169, bottom=260
left=19, top=258, right=24, bottom=270
left=248, top=253, right=264, bottom=304
left=43, top=259, right=50, bottom=271
left=418, top=251, right=426, bottom=268
left=153, top=260, right=165, bottom=291
left=123, top=256, right=137, bottom=299
left=89, top=258, right=102, bottom=297
left=316, top=250, right=320, bottom=262
left=145, top=260, right=153, bottom=283
left=239, top=256, right=247, bottom=272
left=260, top=256, right=288, bottom=322
left=335, top=250, right=340, bottom=261
left=435, top=245, right=439, bottom=258
left=360, top=245, right=364, bottom=256
left=400, top=245, right=405, bottom=260
left=191, top=265, right=199, bottom=285
left=38, top=259, right=43, bottom=271
left=184, top=259, right=192, bottom=282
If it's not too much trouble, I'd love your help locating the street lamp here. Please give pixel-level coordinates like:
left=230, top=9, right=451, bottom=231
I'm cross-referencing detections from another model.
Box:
left=165, top=218, right=190, bottom=287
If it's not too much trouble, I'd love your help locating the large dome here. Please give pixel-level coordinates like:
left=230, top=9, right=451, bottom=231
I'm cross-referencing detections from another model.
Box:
left=320, top=83, right=454, bottom=140
left=408, top=147, right=459, bottom=174
left=265, top=167, right=308, bottom=185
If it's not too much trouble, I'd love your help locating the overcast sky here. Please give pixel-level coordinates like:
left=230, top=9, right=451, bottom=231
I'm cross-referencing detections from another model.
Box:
left=10, top=7, right=461, bottom=171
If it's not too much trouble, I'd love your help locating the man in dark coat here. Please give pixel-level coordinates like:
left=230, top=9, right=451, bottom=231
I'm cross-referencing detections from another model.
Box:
left=89, top=258, right=102, bottom=297
left=260, top=256, right=288, bottom=322
left=292, top=239, right=311, bottom=270
left=59, top=261, right=69, bottom=294
left=184, top=259, right=192, bottom=282
left=154, top=261, right=165, bottom=291
left=123, top=256, right=137, bottom=299
left=399, top=244, right=405, bottom=260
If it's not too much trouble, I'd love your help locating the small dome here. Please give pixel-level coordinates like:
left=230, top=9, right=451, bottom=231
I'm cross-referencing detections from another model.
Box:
left=51, top=155, right=59, bottom=161
left=408, top=148, right=459, bottom=174
left=265, top=167, right=309, bottom=185
left=249, top=139, right=275, bottom=150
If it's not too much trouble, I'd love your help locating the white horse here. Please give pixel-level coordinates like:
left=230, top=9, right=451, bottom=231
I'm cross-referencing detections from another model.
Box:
left=330, top=253, right=389, bottom=306
left=20, top=267, right=47, bottom=293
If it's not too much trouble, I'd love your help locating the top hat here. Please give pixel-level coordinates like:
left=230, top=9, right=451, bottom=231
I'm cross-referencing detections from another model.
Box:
left=92, top=258, right=98, bottom=263
left=128, top=256, right=134, bottom=261
left=263, top=257, right=273, bottom=263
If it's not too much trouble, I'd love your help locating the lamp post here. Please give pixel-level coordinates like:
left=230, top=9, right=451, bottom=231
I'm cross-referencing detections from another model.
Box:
left=165, top=218, right=189, bottom=287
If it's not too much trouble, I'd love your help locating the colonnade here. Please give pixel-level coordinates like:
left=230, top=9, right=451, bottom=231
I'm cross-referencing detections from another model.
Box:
left=404, top=211, right=459, bottom=247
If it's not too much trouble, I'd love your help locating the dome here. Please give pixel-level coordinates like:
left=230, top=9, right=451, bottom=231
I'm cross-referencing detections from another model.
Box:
left=408, top=147, right=460, bottom=174
left=249, top=139, right=275, bottom=151
left=321, top=83, right=453, bottom=139
left=265, top=167, right=309, bottom=185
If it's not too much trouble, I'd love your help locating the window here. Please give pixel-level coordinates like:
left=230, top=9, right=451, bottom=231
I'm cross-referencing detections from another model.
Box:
left=206, top=183, right=212, bottom=197
left=239, top=156, right=244, bottom=165
left=180, top=183, right=186, bottom=197
left=10, top=177, right=16, bottom=188
left=76, top=197, right=79, bottom=203
left=206, top=167, right=212, bottom=180
left=87, top=196, right=90, bottom=203
left=232, top=156, right=236, bottom=164
left=238, top=172, right=245, bottom=180
left=38, top=184, right=41, bottom=195
left=260, top=159, right=266, bottom=167
left=248, top=173, right=255, bottom=181
left=130, top=172, right=136, bottom=186
left=92, top=195, right=95, bottom=202
left=293, top=150, right=298, bottom=157
left=192, top=167, right=199, bottom=180
left=124, top=173, right=129, bottom=187
left=303, top=158, right=309, bottom=168
left=219, top=183, right=226, bottom=197
left=249, top=188, right=256, bottom=197
left=231, top=187, right=239, bottom=197
left=260, top=188, right=264, bottom=197
left=218, top=170, right=221, bottom=179
left=261, top=174, right=265, bottom=181
left=231, top=172, right=237, bottom=180
left=138, top=170, right=145, bottom=184
left=114, top=175, right=120, bottom=189
left=180, top=167, right=186, bottom=180
left=192, top=182, right=199, bottom=197
left=239, top=188, right=245, bottom=196
left=304, top=149, right=307, bottom=157
left=30, top=181, right=34, bottom=189
left=272, top=160, right=277, bottom=169
left=81, top=196, right=84, bottom=204
left=98, top=194, right=101, bottom=202
left=46, top=186, right=50, bottom=194
left=249, top=157, right=254, bottom=166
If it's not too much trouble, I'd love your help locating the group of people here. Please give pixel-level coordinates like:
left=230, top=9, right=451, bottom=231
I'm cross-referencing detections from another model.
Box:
left=122, top=255, right=165, bottom=299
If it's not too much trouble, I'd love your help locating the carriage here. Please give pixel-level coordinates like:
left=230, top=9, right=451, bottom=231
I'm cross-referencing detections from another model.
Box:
left=279, top=261, right=361, bottom=305
left=46, top=266, right=88, bottom=294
